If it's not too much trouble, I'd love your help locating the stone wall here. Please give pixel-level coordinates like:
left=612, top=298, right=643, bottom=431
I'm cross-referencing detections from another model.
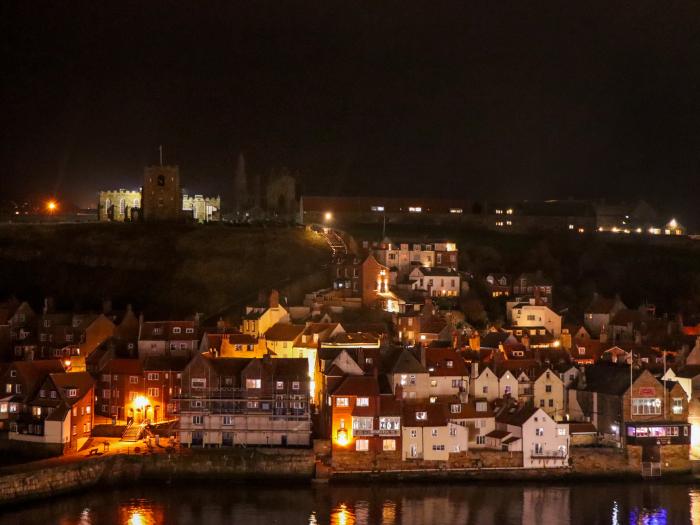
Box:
left=0, top=448, right=315, bottom=506
left=332, top=449, right=522, bottom=472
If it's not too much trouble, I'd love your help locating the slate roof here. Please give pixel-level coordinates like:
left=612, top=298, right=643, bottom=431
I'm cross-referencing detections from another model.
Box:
left=496, top=405, right=539, bottom=426
left=264, top=323, right=305, bottom=342
left=382, top=348, right=427, bottom=375
left=402, top=402, right=449, bottom=427
left=581, top=363, right=644, bottom=396
left=332, top=375, right=380, bottom=397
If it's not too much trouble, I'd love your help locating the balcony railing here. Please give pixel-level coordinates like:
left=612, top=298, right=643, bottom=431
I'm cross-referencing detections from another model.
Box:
left=352, top=428, right=374, bottom=437
left=531, top=449, right=567, bottom=458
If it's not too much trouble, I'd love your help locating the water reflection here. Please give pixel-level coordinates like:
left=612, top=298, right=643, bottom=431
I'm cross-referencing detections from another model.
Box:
left=0, top=481, right=695, bottom=525
left=118, top=499, right=163, bottom=525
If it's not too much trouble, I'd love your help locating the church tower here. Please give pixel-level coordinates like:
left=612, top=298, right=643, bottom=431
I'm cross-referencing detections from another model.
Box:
left=142, top=165, right=182, bottom=222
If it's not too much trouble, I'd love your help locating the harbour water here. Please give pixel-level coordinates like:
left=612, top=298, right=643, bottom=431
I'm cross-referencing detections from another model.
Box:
left=1, top=481, right=699, bottom=524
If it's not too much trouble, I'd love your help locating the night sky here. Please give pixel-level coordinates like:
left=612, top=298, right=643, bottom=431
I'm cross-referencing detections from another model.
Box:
left=2, top=2, right=699, bottom=227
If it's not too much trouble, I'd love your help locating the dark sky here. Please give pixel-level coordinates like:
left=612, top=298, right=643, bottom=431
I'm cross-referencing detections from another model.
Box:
left=2, top=2, right=699, bottom=227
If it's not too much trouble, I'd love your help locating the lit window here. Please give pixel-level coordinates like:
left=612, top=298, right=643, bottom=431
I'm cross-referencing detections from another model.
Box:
left=356, top=397, right=369, bottom=407
left=336, top=397, right=349, bottom=407
left=382, top=439, right=396, bottom=451
left=408, top=206, right=422, bottom=213
left=246, top=378, right=261, bottom=389
left=416, top=411, right=427, bottom=420
left=449, top=208, right=463, bottom=214
left=355, top=439, right=369, bottom=451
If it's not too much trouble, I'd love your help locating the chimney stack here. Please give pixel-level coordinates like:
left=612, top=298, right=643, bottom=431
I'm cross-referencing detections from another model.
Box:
left=269, top=289, right=280, bottom=309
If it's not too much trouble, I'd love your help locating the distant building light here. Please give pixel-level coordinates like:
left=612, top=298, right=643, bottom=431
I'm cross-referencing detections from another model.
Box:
left=371, top=206, right=385, bottom=212
left=598, top=227, right=605, bottom=232
left=449, top=208, right=463, bottom=214
left=669, top=218, right=678, bottom=229
left=324, top=212, right=333, bottom=221
left=611, top=227, right=619, bottom=233
left=635, top=228, right=642, bottom=233
left=408, top=207, right=422, bottom=213
left=506, top=220, right=512, bottom=226
left=578, top=228, right=585, bottom=233
left=506, top=208, right=513, bottom=215
left=495, top=209, right=503, bottom=215
left=568, top=224, right=574, bottom=230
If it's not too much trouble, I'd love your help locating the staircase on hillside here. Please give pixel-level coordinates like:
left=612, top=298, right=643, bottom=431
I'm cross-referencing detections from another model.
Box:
left=121, top=421, right=146, bottom=442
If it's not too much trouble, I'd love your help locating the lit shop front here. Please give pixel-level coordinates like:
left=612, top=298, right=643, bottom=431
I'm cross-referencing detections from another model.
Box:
left=625, top=423, right=690, bottom=446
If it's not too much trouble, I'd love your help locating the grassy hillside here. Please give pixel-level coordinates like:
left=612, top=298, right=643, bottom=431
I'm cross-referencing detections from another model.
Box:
left=0, top=223, right=329, bottom=318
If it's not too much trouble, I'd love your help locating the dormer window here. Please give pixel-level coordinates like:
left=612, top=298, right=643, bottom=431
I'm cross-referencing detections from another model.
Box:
left=416, top=411, right=427, bottom=420
left=476, top=401, right=487, bottom=412
left=451, top=404, right=461, bottom=413
left=185, top=328, right=194, bottom=334
left=153, top=328, right=162, bottom=335
left=67, top=389, right=77, bottom=397
left=10, top=370, right=16, bottom=378
left=172, top=327, right=181, bottom=334
left=446, top=360, right=453, bottom=368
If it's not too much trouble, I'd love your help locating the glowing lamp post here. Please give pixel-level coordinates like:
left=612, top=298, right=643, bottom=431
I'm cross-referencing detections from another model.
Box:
left=336, top=426, right=349, bottom=447
left=46, top=200, right=58, bottom=214
left=133, top=395, right=150, bottom=423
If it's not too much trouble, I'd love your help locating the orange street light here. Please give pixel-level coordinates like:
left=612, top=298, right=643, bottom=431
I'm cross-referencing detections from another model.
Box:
left=133, top=395, right=150, bottom=410
left=46, top=200, right=58, bottom=213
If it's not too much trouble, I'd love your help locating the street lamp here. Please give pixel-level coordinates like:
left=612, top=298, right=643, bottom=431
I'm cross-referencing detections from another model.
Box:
left=324, top=211, right=333, bottom=222
left=46, top=200, right=58, bottom=214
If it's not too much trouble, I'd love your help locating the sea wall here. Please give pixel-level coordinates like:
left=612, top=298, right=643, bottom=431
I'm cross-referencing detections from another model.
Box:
left=0, top=448, right=316, bottom=506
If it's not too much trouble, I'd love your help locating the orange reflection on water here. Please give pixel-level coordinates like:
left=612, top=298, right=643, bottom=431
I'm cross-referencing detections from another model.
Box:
left=381, top=500, right=397, bottom=525
left=118, top=500, right=164, bottom=525
left=331, top=503, right=355, bottom=525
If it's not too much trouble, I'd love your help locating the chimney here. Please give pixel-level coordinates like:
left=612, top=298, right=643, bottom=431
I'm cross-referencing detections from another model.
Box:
left=269, top=290, right=280, bottom=309
left=600, top=324, right=608, bottom=343
left=394, top=383, right=403, bottom=401
left=420, top=345, right=427, bottom=368
left=534, top=286, right=542, bottom=306
left=471, top=362, right=479, bottom=379
left=216, top=317, right=226, bottom=333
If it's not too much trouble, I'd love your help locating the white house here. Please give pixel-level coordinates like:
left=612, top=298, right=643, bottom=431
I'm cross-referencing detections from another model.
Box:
left=511, top=301, right=562, bottom=337
left=408, top=267, right=461, bottom=297
left=498, top=370, right=519, bottom=399
left=469, top=365, right=500, bottom=402
left=450, top=398, right=495, bottom=449
left=492, top=406, right=569, bottom=468
left=402, top=402, right=468, bottom=460
left=533, top=368, right=565, bottom=420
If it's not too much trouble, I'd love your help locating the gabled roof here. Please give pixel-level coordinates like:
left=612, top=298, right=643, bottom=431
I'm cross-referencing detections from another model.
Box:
left=48, top=372, right=94, bottom=405
left=332, top=375, right=380, bottom=397
left=140, top=321, right=198, bottom=341
left=411, top=266, right=459, bottom=278
left=264, top=323, right=305, bottom=342
left=496, top=405, right=539, bottom=426
left=402, top=402, right=448, bottom=427
left=425, top=347, right=468, bottom=376
left=383, top=348, right=427, bottom=375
